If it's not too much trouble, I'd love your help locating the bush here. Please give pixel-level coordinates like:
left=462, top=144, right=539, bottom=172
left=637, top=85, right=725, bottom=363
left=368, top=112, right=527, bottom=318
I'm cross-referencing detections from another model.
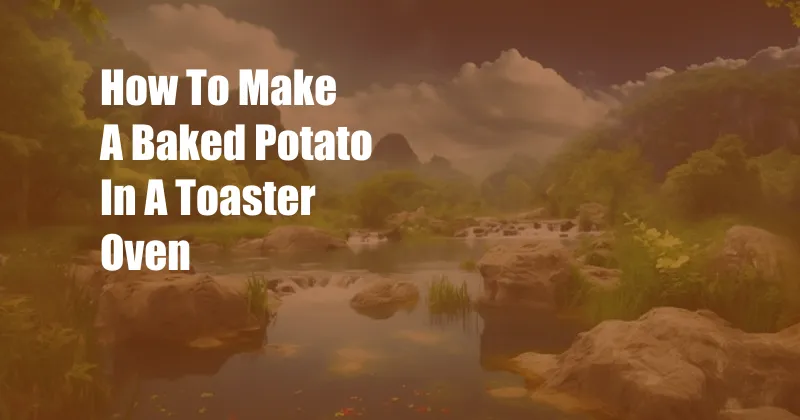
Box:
left=0, top=251, right=109, bottom=420
left=577, top=214, right=796, bottom=332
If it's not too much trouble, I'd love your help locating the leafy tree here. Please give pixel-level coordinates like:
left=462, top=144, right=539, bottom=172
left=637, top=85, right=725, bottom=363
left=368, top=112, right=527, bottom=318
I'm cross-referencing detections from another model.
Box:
left=0, top=12, right=108, bottom=228
left=766, top=0, right=800, bottom=26
left=501, top=175, right=532, bottom=210
left=545, top=147, right=652, bottom=220
left=351, top=171, right=432, bottom=227
left=661, top=135, right=762, bottom=219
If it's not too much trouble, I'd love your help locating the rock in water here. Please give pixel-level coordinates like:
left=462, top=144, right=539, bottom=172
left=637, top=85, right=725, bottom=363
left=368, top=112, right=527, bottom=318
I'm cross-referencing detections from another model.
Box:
left=349, top=279, right=420, bottom=319
left=476, top=241, right=574, bottom=310
left=262, top=225, right=348, bottom=254
left=96, top=273, right=261, bottom=346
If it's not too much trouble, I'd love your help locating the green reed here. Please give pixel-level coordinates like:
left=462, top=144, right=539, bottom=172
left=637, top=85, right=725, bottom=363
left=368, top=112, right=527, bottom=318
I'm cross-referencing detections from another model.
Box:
left=243, top=272, right=270, bottom=319
left=427, top=275, right=472, bottom=314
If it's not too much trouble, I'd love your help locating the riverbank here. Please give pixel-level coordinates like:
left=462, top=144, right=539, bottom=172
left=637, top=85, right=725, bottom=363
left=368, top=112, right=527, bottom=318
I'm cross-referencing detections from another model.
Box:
left=3, top=203, right=800, bottom=420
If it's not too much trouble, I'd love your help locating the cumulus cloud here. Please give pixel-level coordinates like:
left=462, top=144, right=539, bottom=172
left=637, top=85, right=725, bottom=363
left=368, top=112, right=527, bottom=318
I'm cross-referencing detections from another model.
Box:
left=283, top=49, right=611, bottom=160
left=108, top=4, right=799, bottom=169
left=109, top=4, right=610, bottom=164
left=109, top=4, right=297, bottom=80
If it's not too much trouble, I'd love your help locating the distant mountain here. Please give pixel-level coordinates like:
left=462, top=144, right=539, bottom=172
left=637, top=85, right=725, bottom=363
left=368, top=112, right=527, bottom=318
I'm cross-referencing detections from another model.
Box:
left=372, top=133, right=420, bottom=167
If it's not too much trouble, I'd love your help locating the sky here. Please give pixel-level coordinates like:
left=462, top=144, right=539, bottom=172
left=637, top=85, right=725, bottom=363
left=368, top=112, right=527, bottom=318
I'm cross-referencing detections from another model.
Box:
left=96, top=0, right=799, bottom=167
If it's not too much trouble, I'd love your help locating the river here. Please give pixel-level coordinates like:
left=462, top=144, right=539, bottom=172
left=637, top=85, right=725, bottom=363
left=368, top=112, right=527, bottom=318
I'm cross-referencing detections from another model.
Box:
left=109, top=237, right=591, bottom=420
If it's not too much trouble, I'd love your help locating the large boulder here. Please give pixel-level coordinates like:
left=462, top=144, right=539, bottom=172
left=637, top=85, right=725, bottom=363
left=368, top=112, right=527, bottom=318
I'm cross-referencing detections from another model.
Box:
left=96, top=273, right=266, bottom=347
left=349, top=279, right=419, bottom=319
left=476, top=241, right=575, bottom=310
left=510, top=307, right=800, bottom=420
left=713, top=225, right=800, bottom=283
left=719, top=407, right=800, bottom=420
left=231, top=225, right=348, bottom=256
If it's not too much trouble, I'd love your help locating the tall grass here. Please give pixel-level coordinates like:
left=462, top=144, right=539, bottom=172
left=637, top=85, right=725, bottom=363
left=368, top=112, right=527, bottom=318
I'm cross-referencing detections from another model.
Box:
left=427, top=275, right=471, bottom=314
left=426, top=275, right=476, bottom=331
left=572, top=214, right=799, bottom=332
left=243, top=272, right=270, bottom=320
left=0, top=251, right=109, bottom=420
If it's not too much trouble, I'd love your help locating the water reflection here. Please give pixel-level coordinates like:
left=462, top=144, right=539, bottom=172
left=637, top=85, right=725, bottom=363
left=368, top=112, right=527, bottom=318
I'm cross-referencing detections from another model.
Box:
left=112, top=241, right=590, bottom=420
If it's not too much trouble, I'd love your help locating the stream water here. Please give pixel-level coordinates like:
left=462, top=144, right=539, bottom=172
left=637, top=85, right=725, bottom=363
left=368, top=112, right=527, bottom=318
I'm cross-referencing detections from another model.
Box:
left=110, top=237, right=591, bottom=420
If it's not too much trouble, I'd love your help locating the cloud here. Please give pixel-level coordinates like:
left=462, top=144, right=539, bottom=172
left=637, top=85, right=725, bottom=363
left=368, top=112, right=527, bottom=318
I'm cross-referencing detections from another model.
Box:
left=108, top=4, right=297, bottom=80
left=283, top=49, right=611, bottom=160
left=108, top=4, right=798, bottom=169
left=108, top=4, right=610, bottom=164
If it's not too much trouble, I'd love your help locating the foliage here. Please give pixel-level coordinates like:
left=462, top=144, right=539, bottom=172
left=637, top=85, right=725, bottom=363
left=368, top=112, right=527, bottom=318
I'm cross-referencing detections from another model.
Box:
left=427, top=275, right=471, bottom=315
left=0, top=252, right=108, bottom=420
left=459, top=259, right=477, bottom=272
left=0, top=12, right=110, bottom=229
left=243, top=273, right=270, bottom=320
left=662, top=135, right=762, bottom=219
left=597, top=68, right=800, bottom=178
left=766, top=0, right=800, bottom=26
left=577, top=215, right=795, bottom=332
left=543, top=146, right=653, bottom=219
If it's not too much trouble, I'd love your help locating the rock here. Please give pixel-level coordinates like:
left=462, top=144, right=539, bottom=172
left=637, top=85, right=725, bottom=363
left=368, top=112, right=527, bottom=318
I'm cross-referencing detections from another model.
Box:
left=273, top=280, right=301, bottom=295
left=386, top=207, right=449, bottom=235
left=97, top=273, right=263, bottom=346
left=262, top=226, right=348, bottom=255
left=476, top=241, right=574, bottom=310
left=379, top=227, right=402, bottom=242
left=349, top=279, right=420, bottom=319
left=230, top=237, right=266, bottom=256
left=228, top=226, right=348, bottom=256
left=192, top=242, right=223, bottom=255
left=713, top=225, right=800, bottom=283
left=719, top=407, right=800, bottom=420
left=578, top=266, right=620, bottom=290
left=559, top=220, right=576, bottom=232
left=577, top=202, right=608, bottom=231
left=510, top=307, right=800, bottom=420
left=581, top=248, right=617, bottom=268
left=517, top=208, right=548, bottom=221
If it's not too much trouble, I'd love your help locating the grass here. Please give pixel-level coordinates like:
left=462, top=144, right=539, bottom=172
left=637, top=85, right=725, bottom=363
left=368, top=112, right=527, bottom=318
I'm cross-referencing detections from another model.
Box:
left=0, top=250, right=109, bottom=420
left=427, top=275, right=472, bottom=314
left=243, top=272, right=270, bottom=320
left=569, top=216, right=800, bottom=333
left=459, top=259, right=477, bottom=272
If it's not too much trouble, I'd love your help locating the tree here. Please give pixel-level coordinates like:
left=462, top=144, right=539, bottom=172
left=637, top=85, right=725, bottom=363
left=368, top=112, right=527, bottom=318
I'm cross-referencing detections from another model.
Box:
left=0, top=12, right=108, bottom=228
left=25, top=0, right=106, bottom=37
left=501, top=175, right=532, bottom=210
left=662, top=135, right=762, bottom=219
left=545, top=147, right=652, bottom=220
left=765, top=0, right=800, bottom=26
left=350, top=171, right=432, bottom=227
